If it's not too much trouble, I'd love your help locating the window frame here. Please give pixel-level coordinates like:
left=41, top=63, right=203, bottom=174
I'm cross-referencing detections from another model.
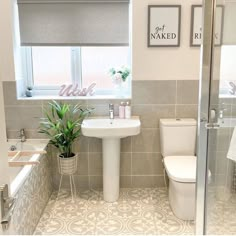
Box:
left=22, top=46, right=131, bottom=97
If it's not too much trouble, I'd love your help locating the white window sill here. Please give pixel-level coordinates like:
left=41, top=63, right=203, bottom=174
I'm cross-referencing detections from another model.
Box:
left=219, top=94, right=236, bottom=98
left=18, top=94, right=132, bottom=101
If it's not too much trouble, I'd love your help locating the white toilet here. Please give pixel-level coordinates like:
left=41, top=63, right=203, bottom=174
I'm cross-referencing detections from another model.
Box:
left=160, top=118, right=197, bottom=221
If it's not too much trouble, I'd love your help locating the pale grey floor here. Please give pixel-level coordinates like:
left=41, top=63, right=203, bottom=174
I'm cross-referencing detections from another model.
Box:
left=207, top=191, right=236, bottom=235
left=34, top=188, right=194, bottom=235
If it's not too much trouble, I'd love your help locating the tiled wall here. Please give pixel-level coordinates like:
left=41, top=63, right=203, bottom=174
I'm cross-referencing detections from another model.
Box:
left=208, top=95, right=236, bottom=201
left=3, top=80, right=199, bottom=189
left=8, top=154, right=52, bottom=234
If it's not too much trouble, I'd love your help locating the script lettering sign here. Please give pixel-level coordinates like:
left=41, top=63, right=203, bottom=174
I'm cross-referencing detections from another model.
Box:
left=59, top=83, right=96, bottom=97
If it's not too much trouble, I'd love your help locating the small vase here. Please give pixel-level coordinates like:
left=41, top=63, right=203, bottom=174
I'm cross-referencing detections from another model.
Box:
left=57, top=153, right=78, bottom=175
left=114, top=82, right=127, bottom=97
left=26, top=90, right=33, bottom=97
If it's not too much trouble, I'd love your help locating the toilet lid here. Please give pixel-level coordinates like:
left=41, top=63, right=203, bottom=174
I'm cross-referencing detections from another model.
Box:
left=164, top=156, right=197, bottom=183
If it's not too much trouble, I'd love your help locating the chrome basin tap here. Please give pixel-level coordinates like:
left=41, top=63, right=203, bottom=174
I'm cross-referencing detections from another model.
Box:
left=109, top=104, right=114, bottom=120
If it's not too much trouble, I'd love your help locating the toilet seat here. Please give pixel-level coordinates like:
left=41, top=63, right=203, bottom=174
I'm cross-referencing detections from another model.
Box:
left=164, top=156, right=197, bottom=183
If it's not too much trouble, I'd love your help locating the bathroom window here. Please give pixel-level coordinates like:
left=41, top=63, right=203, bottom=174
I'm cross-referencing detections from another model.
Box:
left=23, top=46, right=131, bottom=96
left=31, top=47, right=74, bottom=87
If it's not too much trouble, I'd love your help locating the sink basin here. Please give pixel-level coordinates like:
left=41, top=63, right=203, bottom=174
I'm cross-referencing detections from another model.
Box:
left=82, top=117, right=140, bottom=138
left=82, top=116, right=141, bottom=202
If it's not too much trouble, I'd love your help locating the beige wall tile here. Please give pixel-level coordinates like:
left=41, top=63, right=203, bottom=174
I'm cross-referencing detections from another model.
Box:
left=215, top=174, right=226, bottom=187
left=177, top=80, right=199, bottom=104
left=132, top=176, right=165, bottom=188
left=216, top=128, right=231, bottom=152
left=77, top=153, right=88, bottom=175
left=76, top=175, right=89, bottom=190
left=215, top=151, right=228, bottom=175
left=132, top=129, right=160, bottom=153
left=132, top=81, right=176, bottom=105
left=132, top=105, right=175, bottom=128
left=120, top=176, right=132, bottom=188
left=3, top=81, right=42, bottom=106
left=121, top=153, right=131, bottom=175
left=89, top=153, right=103, bottom=175
left=42, top=99, right=87, bottom=107
left=5, top=106, right=43, bottom=130
left=90, top=176, right=103, bottom=189
left=89, top=137, right=102, bottom=152
left=121, top=137, right=131, bottom=152
left=7, top=129, right=46, bottom=139
left=90, top=104, right=119, bottom=117
left=73, top=136, right=89, bottom=153
left=132, top=153, right=163, bottom=175
left=86, top=99, right=128, bottom=106
left=176, top=105, right=198, bottom=119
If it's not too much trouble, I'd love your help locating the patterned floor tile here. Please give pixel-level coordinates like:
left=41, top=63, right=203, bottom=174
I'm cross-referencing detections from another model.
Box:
left=34, top=188, right=194, bottom=235
left=206, top=193, right=236, bottom=235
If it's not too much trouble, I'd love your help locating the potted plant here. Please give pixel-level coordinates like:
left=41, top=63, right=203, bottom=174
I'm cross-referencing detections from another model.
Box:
left=109, top=66, right=130, bottom=96
left=26, top=86, right=33, bottom=97
left=39, top=100, right=93, bottom=175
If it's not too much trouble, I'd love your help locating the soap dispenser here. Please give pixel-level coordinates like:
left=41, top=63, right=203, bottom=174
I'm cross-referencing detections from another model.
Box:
left=119, top=102, right=125, bottom=119
left=125, top=101, right=131, bottom=119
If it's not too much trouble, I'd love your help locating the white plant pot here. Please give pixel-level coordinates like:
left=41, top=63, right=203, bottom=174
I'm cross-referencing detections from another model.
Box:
left=57, top=153, right=78, bottom=175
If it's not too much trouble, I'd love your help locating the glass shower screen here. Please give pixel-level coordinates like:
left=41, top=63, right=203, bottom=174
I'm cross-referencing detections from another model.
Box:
left=196, top=0, right=236, bottom=234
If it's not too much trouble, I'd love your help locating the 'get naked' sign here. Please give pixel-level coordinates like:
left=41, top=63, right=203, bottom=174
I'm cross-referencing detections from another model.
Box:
left=148, top=5, right=181, bottom=47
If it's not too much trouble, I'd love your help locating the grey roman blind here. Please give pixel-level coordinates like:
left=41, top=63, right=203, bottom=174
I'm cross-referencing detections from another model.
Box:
left=17, top=0, right=130, bottom=46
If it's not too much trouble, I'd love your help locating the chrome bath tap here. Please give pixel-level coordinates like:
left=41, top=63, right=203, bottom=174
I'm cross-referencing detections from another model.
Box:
left=18, top=129, right=26, bottom=142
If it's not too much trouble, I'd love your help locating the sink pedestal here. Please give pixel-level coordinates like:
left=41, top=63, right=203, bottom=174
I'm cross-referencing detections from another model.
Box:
left=102, top=138, right=120, bottom=202
left=82, top=117, right=141, bottom=202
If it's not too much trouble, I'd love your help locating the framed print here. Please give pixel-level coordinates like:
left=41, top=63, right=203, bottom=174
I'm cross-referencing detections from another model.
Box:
left=148, top=5, right=181, bottom=47
left=190, top=5, right=224, bottom=46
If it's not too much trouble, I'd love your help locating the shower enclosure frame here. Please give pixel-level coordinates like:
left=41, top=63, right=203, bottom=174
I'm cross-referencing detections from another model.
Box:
left=195, top=0, right=217, bottom=234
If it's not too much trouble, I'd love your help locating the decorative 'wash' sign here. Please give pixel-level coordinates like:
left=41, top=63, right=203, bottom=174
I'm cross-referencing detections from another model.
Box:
left=59, top=83, right=96, bottom=97
left=148, top=5, right=181, bottom=47
left=190, top=5, right=224, bottom=46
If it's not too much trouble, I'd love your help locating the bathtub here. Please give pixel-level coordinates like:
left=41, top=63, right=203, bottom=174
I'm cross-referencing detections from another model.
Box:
left=8, top=139, right=49, bottom=196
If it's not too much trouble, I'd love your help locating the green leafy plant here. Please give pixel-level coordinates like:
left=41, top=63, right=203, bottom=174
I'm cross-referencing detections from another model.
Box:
left=39, top=101, right=93, bottom=158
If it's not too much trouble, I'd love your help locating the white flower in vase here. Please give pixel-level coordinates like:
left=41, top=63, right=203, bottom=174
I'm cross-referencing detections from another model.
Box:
left=109, top=66, right=131, bottom=87
left=113, top=72, right=123, bottom=86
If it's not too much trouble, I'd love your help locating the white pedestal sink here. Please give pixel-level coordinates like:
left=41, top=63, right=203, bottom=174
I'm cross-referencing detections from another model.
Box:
left=82, top=117, right=141, bottom=202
